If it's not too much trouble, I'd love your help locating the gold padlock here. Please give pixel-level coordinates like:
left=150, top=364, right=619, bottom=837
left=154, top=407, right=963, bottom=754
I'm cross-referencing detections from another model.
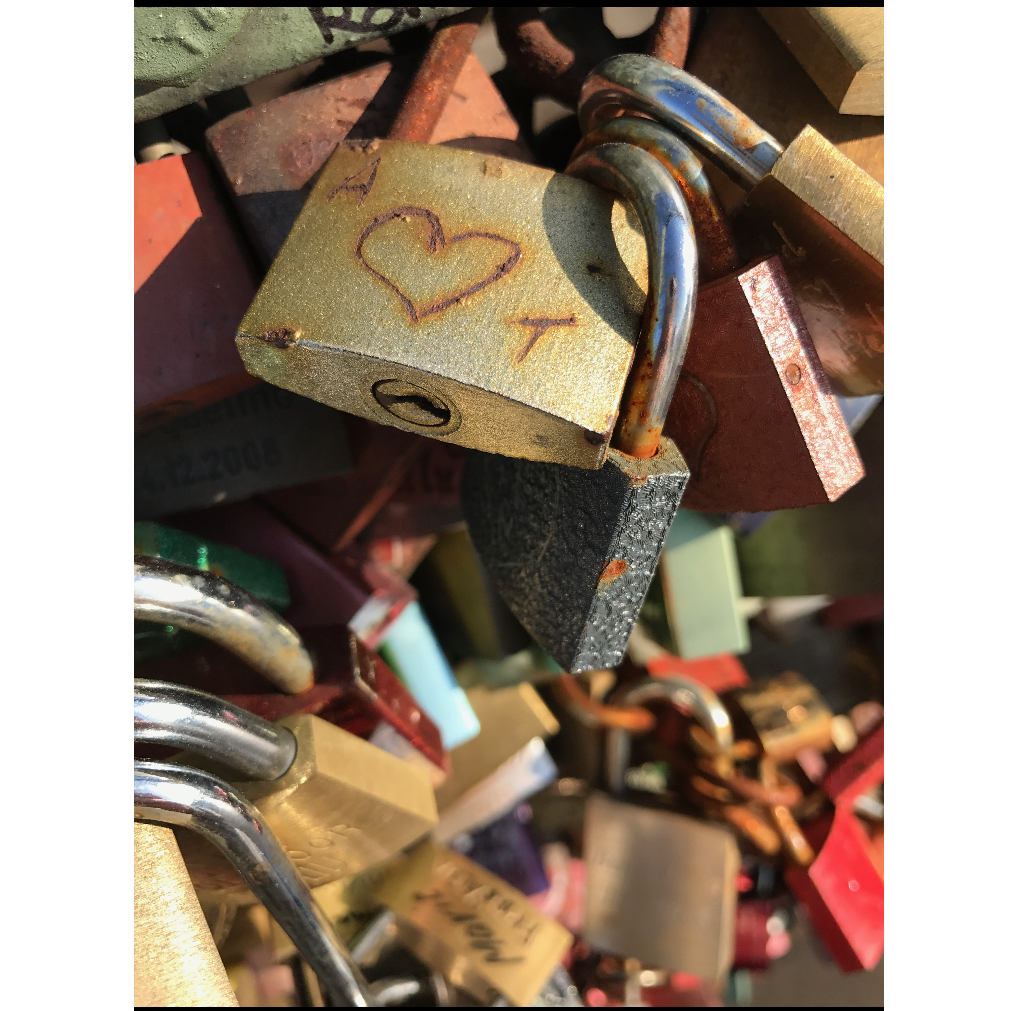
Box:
left=170, top=710, right=438, bottom=901
left=733, top=670, right=835, bottom=760
left=375, top=841, right=573, bottom=1007
left=137, top=679, right=437, bottom=901
left=134, top=822, right=238, bottom=1007
left=236, top=139, right=649, bottom=469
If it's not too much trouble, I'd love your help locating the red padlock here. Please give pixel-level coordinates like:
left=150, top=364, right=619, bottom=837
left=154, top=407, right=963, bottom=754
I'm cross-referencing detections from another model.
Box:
left=785, top=721, right=883, bottom=971
left=135, top=153, right=260, bottom=431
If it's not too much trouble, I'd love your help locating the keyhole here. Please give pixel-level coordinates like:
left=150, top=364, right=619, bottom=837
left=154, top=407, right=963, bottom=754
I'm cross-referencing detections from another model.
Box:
left=372, top=380, right=452, bottom=428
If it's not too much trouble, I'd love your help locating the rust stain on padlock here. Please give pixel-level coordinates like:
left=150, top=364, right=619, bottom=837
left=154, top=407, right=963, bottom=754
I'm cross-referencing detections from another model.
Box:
left=598, top=559, right=627, bottom=587
left=257, top=327, right=297, bottom=349
left=573, top=118, right=740, bottom=284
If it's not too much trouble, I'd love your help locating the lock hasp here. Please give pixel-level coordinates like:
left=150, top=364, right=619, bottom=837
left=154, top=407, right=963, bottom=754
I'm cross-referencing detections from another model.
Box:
left=237, top=141, right=649, bottom=468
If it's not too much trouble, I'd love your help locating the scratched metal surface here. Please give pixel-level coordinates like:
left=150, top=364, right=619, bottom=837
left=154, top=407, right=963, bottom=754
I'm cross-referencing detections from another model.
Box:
left=666, top=256, right=864, bottom=512
left=237, top=140, right=649, bottom=466
left=463, top=437, right=688, bottom=673
left=135, top=7, right=466, bottom=121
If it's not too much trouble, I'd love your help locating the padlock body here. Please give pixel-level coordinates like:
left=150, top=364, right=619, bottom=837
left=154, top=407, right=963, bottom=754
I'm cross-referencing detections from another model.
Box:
left=135, top=153, right=260, bottom=430
left=376, top=841, right=573, bottom=1007
left=734, top=671, right=834, bottom=759
left=174, top=714, right=438, bottom=900
left=735, top=128, right=884, bottom=396
left=134, top=822, right=238, bottom=1007
left=582, top=794, right=739, bottom=979
left=237, top=141, right=649, bottom=468
left=464, top=437, right=689, bottom=672
left=666, top=255, right=864, bottom=512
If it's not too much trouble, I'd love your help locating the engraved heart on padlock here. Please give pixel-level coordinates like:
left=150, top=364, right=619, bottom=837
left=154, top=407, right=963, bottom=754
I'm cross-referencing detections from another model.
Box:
left=355, top=205, right=522, bottom=324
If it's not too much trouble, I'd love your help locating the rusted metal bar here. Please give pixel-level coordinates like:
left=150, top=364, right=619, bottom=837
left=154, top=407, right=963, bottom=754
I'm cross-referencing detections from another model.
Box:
left=386, top=7, right=489, bottom=142
left=572, top=116, right=739, bottom=284
left=492, top=7, right=595, bottom=104
left=494, top=8, right=699, bottom=106
left=553, top=673, right=657, bottom=733
left=644, top=8, right=695, bottom=68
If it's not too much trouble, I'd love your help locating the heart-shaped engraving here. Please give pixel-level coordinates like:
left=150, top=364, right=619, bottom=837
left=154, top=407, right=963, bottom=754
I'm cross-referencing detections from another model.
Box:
left=355, top=205, right=521, bottom=323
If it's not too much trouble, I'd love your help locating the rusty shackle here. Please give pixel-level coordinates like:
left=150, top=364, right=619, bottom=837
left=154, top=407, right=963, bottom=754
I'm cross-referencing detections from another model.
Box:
left=566, top=142, right=698, bottom=459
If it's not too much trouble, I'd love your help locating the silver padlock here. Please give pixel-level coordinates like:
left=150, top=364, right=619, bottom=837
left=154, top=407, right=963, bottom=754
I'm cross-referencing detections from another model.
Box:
left=583, top=676, right=740, bottom=981
left=134, top=556, right=314, bottom=694
left=463, top=140, right=696, bottom=673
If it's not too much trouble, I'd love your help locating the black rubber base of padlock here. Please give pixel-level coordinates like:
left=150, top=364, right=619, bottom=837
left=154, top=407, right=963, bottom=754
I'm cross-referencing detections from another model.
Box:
left=463, top=438, right=689, bottom=673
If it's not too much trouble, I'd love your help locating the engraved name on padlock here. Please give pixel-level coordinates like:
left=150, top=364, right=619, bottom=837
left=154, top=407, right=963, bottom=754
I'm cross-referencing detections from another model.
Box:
left=376, top=841, right=573, bottom=1007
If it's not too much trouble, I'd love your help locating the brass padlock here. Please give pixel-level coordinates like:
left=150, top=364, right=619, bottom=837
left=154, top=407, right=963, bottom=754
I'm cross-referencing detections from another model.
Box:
left=134, top=821, right=238, bottom=1007
left=374, top=840, right=573, bottom=1007
left=732, top=670, right=835, bottom=760
left=235, top=138, right=650, bottom=469
left=135, top=761, right=374, bottom=1006
left=433, top=683, right=560, bottom=842
left=581, top=55, right=884, bottom=397
left=463, top=140, right=695, bottom=673
left=136, top=680, right=438, bottom=901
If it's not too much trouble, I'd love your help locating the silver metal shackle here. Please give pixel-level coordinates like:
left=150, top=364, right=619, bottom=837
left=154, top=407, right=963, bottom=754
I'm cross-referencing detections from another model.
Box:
left=571, top=116, right=740, bottom=283
left=579, top=54, right=783, bottom=189
left=134, top=761, right=373, bottom=1007
left=606, top=676, right=734, bottom=795
left=134, top=556, right=314, bottom=695
left=566, top=141, right=698, bottom=458
left=134, top=679, right=297, bottom=781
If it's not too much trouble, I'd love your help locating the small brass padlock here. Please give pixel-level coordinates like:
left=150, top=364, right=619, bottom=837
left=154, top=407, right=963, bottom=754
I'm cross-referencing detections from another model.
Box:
left=134, top=822, right=238, bottom=1007
left=235, top=139, right=649, bottom=469
left=136, top=678, right=437, bottom=904
left=733, top=670, right=835, bottom=760
left=374, top=840, right=573, bottom=1007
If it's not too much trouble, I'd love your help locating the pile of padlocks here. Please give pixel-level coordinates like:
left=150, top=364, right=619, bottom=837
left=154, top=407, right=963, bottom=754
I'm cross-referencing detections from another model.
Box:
left=135, top=8, right=883, bottom=1007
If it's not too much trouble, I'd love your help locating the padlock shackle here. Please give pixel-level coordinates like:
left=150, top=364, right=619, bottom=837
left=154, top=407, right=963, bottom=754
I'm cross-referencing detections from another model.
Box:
left=134, top=556, right=314, bottom=694
left=572, top=118, right=741, bottom=284
left=605, top=676, right=734, bottom=795
left=134, top=679, right=297, bottom=781
left=578, top=55, right=784, bottom=190
left=135, top=761, right=374, bottom=1008
left=567, top=142, right=698, bottom=459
